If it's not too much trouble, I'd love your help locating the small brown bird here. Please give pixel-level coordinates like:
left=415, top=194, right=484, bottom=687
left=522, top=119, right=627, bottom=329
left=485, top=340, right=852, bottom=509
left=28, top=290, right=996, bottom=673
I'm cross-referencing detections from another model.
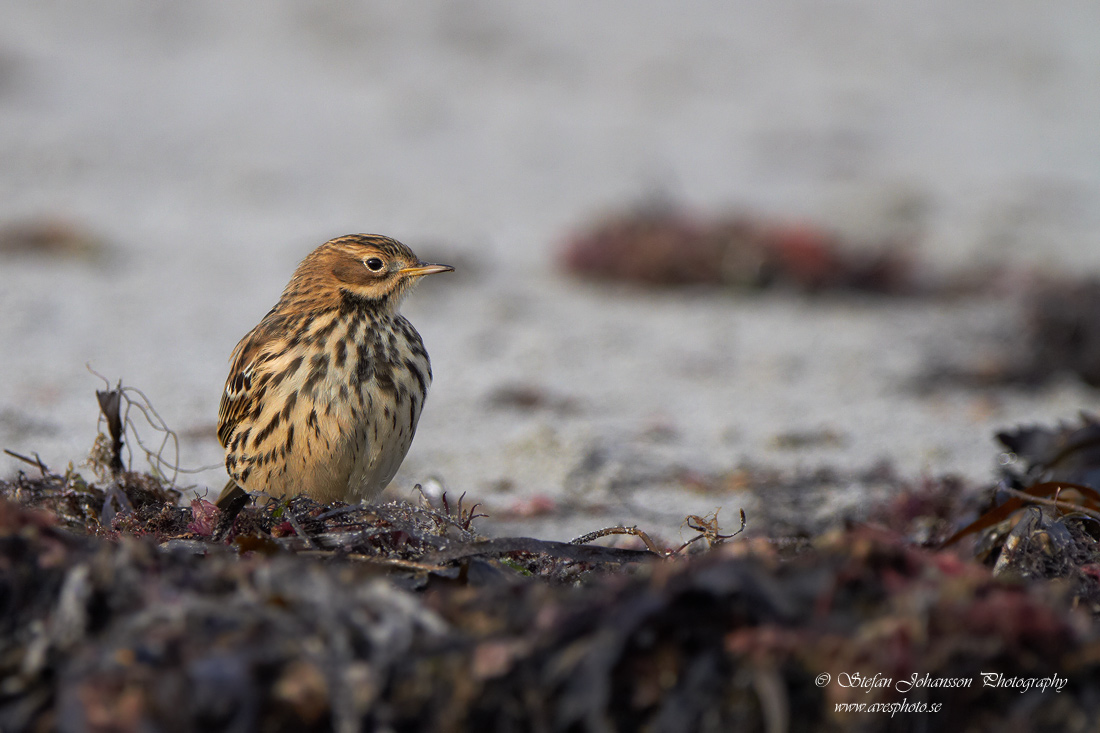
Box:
left=216, top=234, right=452, bottom=506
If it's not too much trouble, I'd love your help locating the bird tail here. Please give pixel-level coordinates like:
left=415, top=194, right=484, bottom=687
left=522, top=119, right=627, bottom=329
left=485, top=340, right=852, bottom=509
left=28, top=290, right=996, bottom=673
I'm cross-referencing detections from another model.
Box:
left=215, top=479, right=250, bottom=511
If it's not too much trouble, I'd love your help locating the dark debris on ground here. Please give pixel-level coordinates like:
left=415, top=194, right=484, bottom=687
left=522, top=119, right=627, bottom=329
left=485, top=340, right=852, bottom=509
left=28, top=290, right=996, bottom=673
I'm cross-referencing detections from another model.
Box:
left=6, top=413, right=1100, bottom=731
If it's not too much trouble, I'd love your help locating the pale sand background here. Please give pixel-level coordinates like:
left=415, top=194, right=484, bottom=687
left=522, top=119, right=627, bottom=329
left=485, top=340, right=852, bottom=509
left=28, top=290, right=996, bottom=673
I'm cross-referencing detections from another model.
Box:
left=2, top=2, right=1098, bottom=541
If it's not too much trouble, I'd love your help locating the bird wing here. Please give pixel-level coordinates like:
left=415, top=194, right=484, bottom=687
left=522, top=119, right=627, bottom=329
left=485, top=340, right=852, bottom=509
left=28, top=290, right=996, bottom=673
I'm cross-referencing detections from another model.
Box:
left=217, top=331, right=269, bottom=448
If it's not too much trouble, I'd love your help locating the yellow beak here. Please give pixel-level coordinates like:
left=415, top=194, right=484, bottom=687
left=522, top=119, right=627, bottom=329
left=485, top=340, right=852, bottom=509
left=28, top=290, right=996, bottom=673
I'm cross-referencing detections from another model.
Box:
left=399, top=262, right=454, bottom=277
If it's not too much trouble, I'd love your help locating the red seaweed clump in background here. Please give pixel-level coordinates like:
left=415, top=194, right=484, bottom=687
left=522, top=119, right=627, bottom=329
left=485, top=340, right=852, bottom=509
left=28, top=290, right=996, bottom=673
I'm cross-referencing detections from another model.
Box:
left=560, top=205, right=917, bottom=294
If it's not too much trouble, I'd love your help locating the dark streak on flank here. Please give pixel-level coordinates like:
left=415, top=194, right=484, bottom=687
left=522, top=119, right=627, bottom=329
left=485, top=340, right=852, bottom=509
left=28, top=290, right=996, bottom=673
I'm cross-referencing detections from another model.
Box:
left=252, top=409, right=283, bottom=448
left=404, top=358, right=427, bottom=398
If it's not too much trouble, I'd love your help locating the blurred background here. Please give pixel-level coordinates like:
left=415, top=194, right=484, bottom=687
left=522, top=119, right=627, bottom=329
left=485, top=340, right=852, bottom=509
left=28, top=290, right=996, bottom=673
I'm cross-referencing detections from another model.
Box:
left=1, top=1, right=1098, bottom=540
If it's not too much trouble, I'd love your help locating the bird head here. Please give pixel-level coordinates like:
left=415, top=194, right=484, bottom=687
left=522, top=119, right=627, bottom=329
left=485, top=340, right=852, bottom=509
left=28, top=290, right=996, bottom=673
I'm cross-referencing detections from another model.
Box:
left=289, top=234, right=453, bottom=314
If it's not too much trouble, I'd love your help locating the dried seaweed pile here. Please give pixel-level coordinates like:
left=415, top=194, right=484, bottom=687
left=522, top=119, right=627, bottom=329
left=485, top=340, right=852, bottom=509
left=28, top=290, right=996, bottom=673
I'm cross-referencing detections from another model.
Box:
left=3, top=426, right=1100, bottom=732
left=942, top=416, right=1100, bottom=612
left=7, top=379, right=1100, bottom=731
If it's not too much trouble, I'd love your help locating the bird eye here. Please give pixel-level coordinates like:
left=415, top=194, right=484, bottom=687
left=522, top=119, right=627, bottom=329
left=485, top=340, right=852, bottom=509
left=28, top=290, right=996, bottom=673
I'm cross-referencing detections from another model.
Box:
left=365, top=257, right=384, bottom=272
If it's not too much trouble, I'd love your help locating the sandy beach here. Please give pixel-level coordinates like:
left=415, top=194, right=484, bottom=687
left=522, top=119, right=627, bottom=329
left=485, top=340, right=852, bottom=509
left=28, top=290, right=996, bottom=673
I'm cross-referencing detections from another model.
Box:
left=2, top=1, right=1099, bottom=541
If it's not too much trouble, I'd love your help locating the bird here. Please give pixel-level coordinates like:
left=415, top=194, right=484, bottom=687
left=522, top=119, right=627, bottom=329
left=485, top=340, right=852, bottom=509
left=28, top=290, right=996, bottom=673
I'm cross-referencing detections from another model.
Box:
left=215, top=234, right=452, bottom=508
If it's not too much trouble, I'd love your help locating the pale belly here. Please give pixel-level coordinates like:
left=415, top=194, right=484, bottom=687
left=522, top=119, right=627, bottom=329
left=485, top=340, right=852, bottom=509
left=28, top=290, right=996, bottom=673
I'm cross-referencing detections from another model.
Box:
left=276, top=378, right=421, bottom=503
left=227, top=350, right=427, bottom=504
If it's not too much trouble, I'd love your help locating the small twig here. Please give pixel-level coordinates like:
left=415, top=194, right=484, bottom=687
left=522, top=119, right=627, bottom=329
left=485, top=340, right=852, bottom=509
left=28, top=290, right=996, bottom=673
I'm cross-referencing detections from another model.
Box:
left=436, top=491, right=488, bottom=531
left=87, top=366, right=186, bottom=485
left=674, top=533, right=708, bottom=554
left=453, top=492, right=488, bottom=530
left=674, top=508, right=747, bottom=554
left=120, top=385, right=181, bottom=484
left=3, top=449, right=50, bottom=476
left=408, top=489, right=490, bottom=535
left=570, top=525, right=664, bottom=556
left=1001, top=486, right=1100, bottom=523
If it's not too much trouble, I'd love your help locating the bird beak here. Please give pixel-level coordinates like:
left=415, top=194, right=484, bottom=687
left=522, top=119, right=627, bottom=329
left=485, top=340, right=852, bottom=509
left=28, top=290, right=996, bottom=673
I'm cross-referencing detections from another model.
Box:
left=400, top=262, right=454, bottom=277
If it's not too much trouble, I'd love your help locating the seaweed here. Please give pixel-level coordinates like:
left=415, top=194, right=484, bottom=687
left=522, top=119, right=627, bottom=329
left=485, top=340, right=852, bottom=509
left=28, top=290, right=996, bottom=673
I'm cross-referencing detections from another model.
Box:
left=6, top=389, right=1100, bottom=730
